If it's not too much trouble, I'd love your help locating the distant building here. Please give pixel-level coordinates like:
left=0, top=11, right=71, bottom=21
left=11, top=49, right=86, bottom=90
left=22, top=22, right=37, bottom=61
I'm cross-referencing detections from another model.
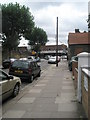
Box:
left=40, top=44, right=67, bottom=57
left=18, top=46, right=28, bottom=53
left=0, top=34, right=2, bottom=51
left=0, top=33, right=2, bottom=46
left=68, top=29, right=90, bottom=60
left=0, top=34, right=2, bottom=64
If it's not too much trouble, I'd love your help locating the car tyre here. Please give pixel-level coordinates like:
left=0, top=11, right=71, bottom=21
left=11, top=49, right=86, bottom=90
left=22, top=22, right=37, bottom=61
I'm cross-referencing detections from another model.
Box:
left=28, top=75, right=34, bottom=83
left=69, top=65, right=72, bottom=71
left=37, top=71, right=41, bottom=77
left=12, top=84, right=20, bottom=97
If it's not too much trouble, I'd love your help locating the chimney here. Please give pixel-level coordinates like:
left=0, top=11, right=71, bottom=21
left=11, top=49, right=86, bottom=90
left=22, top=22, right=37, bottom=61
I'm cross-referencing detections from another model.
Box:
left=75, top=29, right=80, bottom=33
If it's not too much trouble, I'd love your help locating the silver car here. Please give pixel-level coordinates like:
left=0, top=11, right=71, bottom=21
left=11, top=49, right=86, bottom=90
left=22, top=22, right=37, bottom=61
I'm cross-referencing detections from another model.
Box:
left=0, top=69, right=21, bottom=101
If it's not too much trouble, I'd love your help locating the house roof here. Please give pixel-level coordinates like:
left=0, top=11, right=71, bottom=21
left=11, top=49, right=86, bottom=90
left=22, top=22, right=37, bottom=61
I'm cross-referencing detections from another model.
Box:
left=41, top=44, right=67, bottom=51
left=68, top=32, right=90, bottom=45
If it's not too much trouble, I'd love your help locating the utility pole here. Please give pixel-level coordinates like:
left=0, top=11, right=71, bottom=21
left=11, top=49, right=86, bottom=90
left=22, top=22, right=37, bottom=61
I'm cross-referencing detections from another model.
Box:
left=56, top=17, right=58, bottom=67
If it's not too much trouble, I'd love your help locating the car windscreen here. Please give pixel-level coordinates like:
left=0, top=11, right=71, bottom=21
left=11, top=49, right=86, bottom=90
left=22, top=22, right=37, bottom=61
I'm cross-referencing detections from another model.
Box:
left=50, top=57, right=56, bottom=59
left=12, top=60, right=29, bottom=69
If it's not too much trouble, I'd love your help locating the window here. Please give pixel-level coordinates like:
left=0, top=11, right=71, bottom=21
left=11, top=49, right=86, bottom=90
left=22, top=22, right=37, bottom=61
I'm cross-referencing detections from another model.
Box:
left=12, top=60, right=29, bottom=69
left=0, top=71, right=7, bottom=81
left=34, top=62, right=38, bottom=67
left=32, top=62, right=37, bottom=68
left=0, top=71, right=2, bottom=81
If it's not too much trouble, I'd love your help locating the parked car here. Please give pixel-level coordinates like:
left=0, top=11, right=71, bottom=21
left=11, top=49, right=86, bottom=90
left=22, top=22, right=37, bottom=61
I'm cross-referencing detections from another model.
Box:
left=2, top=58, right=17, bottom=69
left=28, top=56, right=40, bottom=62
left=9, top=60, right=41, bottom=83
left=0, top=69, right=21, bottom=101
left=68, top=56, right=78, bottom=71
left=61, top=55, right=67, bottom=59
left=44, top=55, right=51, bottom=60
left=27, top=56, right=35, bottom=61
left=48, top=56, right=60, bottom=64
left=19, top=58, right=28, bottom=60
left=35, top=57, right=41, bottom=62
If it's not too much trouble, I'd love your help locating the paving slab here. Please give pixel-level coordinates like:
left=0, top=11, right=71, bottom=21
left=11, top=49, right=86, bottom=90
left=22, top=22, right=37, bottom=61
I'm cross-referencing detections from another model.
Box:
left=34, top=97, right=55, bottom=104
left=35, top=84, right=46, bottom=86
left=3, top=110, right=25, bottom=118
left=2, top=60, right=87, bottom=119
left=39, top=80, right=49, bottom=83
left=23, top=93, right=41, bottom=98
left=50, top=111, right=80, bottom=118
left=58, top=103, right=78, bottom=112
left=61, top=88, right=75, bottom=93
left=31, top=103, right=58, bottom=112
left=22, top=111, right=52, bottom=118
left=29, top=89, right=42, bottom=93
left=17, top=97, right=36, bottom=103
left=55, top=96, right=76, bottom=104
left=62, top=85, right=75, bottom=90
left=40, top=92, right=58, bottom=98
left=4, top=103, right=33, bottom=111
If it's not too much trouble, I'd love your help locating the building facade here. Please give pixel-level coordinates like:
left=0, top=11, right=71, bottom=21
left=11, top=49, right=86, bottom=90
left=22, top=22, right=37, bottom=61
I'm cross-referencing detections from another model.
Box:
left=68, top=30, right=90, bottom=60
left=40, top=44, right=67, bottom=57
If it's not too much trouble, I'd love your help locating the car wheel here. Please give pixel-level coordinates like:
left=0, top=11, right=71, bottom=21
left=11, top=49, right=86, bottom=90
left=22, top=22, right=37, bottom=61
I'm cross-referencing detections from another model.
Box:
left=69, top=65, right=72, bottom=71
left=37, top=71, right=41, bottom=77
left=12, top=84, right=20, bottom=97
left=28, top=75, right=34, bottom=83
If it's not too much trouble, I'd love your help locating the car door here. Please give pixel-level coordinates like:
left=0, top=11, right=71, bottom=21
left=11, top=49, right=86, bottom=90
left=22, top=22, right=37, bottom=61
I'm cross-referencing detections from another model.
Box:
left=1, top=71, right=13, bottom=100
left=30, top=62, right=36, bottom=77
left=34, top=62, right=40, bottom=76
left=31, top=62, right=37, bottom=77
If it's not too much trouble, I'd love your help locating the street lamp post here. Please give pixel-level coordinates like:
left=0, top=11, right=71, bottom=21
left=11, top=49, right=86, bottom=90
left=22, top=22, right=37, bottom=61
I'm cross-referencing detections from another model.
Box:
left=56, top=17, right=58, bottom=67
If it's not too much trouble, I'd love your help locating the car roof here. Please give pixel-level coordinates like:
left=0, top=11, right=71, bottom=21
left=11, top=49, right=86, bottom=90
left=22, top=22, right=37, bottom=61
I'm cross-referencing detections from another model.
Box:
left=13, top=59, right=36, bottom=63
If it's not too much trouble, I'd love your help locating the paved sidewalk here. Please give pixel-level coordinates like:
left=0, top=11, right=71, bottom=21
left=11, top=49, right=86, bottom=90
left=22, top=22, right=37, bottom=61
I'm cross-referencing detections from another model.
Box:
left=2, top=60, right=87, bottom=118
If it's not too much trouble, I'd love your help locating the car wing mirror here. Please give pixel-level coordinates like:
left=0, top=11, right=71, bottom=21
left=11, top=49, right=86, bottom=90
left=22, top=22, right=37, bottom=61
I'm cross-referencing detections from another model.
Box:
left=8, top=75, right=14, bottom=80
left=38, top=65, right=40, bottom=67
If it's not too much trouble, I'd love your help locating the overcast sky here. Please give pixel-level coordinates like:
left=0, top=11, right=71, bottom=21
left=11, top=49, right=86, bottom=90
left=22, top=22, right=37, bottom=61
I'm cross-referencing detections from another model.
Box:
left=0, top=0, right=89, bottom=46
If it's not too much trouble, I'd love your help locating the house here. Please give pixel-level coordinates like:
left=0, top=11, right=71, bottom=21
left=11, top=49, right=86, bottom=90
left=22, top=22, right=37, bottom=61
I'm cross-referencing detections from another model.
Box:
left=68, top=29, right=90, bottom=60
left=18, top=46, right=28, bottom=54
left=0, top=40, right=2, bottom=65
left=40, top=44, right=67, bottom=57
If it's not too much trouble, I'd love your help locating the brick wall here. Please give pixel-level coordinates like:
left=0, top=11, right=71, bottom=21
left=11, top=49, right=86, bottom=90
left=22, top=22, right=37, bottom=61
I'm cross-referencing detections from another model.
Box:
left=72, top=61, right=78, bottom=76
left=69, top=44, right=90, bottom=60
left=88, top=74, right=90, bottom=120
left=81, top=69, right=90, bottom=118
left=72, top=61, right=78, bottom=89
left=0, top=46, right=2, bottom=65
left=74, top=68, right=78, bottom=89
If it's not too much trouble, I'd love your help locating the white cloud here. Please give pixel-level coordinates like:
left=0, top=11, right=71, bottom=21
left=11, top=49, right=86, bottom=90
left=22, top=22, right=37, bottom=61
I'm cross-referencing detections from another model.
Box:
left=0, top=0, right=89, bottom=3
left=30, top=2, right=88, bottom=45
left=18, top=37, right=28, bottom=47
left=0, top=1, right=88, bottom=46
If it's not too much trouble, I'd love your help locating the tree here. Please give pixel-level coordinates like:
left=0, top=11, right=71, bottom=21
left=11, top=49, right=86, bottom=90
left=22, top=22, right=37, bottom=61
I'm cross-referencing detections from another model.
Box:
left=1, top=3, right=34, bottom=57
left=88, top=14, right=90, bottom=32
left=28, top=27, right=48, bottom=53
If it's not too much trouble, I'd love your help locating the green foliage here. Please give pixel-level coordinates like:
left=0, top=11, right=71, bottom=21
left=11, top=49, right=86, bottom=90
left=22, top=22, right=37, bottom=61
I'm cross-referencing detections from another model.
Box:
left=28, top=27, right=48, bottom=52
left=1, top=2, right=48, bottom=57
left=1, top=3, right=34, bottom=56
left=88, top=14, right=90, bottom=31
left=33, top=44, right=41, bottom=53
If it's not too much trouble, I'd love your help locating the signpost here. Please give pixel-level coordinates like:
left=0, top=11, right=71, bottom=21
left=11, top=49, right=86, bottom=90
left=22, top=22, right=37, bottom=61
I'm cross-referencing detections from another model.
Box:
left=56, top=17, right=58, bottom=67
